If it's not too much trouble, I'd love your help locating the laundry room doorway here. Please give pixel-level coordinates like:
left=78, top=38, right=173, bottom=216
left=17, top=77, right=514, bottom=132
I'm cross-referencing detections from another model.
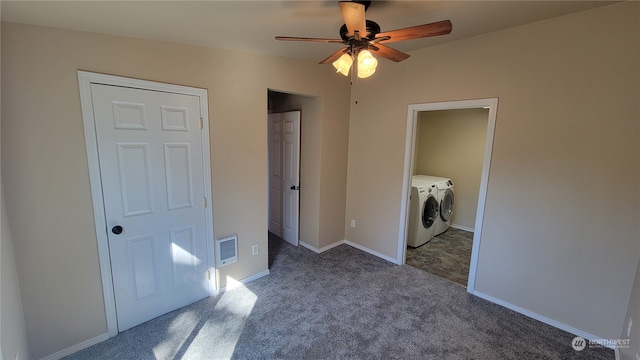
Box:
left=399, top=99, right=498, bottom=292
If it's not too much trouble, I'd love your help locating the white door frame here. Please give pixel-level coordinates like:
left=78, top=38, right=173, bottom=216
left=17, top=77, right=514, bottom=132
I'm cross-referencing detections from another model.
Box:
left=77, top=71, right=216, bottom=337
left=398, top=98, right=498, bottom=293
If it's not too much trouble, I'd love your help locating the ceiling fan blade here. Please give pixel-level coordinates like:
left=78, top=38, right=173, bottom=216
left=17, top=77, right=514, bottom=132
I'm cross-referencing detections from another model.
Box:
left=370, top=44, right=410, bottom=62
left=319, top=47, right=349, bottom=64
left=377, top=20, right=452, bottom=44
left=275, top=36, right=344, bottom=43
left=339, top=1, right=367, bottom=38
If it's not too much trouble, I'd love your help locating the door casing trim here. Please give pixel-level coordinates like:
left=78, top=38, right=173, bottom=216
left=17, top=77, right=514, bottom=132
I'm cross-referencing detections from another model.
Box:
left=77, top=71, right=215, bottom=336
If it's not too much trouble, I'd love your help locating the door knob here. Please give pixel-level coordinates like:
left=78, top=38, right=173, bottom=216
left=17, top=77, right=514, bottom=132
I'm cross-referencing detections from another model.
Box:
left=112, top=225, right=123, bottom=235
left=290, top=185, right=299, bottom=190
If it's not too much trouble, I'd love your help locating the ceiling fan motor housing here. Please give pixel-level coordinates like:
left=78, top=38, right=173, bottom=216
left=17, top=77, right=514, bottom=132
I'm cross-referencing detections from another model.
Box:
left=339, top=20, right=381, bottom=42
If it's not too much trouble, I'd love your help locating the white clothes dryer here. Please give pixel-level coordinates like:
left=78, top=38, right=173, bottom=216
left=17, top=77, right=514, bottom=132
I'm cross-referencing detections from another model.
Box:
left=413, top=175, right=454, bottom=236
left=407, top=178, right=438, bottom=247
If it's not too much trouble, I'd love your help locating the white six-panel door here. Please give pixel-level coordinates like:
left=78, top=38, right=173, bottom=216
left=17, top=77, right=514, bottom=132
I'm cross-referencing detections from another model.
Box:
left=91, top=83, right=210, bottom=331
left=281, top=112, right=300, bottom=245
left=268, top=111, right=300, bottom=246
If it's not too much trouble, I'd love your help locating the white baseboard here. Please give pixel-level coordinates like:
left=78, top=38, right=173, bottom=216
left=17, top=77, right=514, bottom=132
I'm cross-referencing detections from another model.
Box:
left=472, top=290, right=615, bottom=350
left=451, top=224, right=474, bottom=232
left=39, top=333, right=110, bottom=360
left=298, top=241, right=318, bottom=252
left=299, top=240, right=345, bottom=254
left=343, top=240, right=398, bottom=264
left=301, top=239, right=397, bottom=265
left=219, top=269, right=270, bottom=293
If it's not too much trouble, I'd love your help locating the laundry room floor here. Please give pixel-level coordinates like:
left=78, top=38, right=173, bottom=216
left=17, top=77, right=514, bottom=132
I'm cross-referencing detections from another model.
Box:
left=405, top=228, right=473, bottom=286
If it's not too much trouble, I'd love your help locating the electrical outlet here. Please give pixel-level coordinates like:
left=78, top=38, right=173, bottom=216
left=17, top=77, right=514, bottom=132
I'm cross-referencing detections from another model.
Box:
left=628, top=317, right=633, bottom=337
left=351, top=219, right=356, bottom=228
left=252, top=244, right=259, bottom=255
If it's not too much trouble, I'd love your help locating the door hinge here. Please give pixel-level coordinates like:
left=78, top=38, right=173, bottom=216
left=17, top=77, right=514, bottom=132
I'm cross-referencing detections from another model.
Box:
left=199, top=117, right=203, bottom=129
left=207, top=270, right=211, bottom=280
left=203, top=197, right=207, bottom=208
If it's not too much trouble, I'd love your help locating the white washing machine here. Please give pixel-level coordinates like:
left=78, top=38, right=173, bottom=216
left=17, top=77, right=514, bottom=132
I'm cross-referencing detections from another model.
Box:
left=407, top=178, right=438, bottom=247
left=413, top=175, right=454, bottom=236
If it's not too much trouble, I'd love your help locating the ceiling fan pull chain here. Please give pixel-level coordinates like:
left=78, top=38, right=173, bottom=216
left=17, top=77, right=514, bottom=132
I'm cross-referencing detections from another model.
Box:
left=351, top=54, right=356, bottom=86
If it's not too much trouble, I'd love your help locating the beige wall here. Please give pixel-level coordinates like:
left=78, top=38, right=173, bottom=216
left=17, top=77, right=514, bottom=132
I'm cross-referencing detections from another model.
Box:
left=1, top=21, right=30, bottom=358
left=345, top=2, right=639, bottom=340
left=1, top=191, right=30, bottom=360
left=1, top=22, right=350, bottom=358
left=415, top=108, right=488, bottom=230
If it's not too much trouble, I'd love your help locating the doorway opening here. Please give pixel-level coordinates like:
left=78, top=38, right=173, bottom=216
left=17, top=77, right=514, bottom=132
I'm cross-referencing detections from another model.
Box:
left=399, top=99, right=498, bottom=292
left=267, top=89, right=320, bottom=267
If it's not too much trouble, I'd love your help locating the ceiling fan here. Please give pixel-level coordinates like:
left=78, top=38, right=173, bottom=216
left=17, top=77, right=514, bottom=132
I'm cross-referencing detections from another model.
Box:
left=275, top=0, right=452, bottom=79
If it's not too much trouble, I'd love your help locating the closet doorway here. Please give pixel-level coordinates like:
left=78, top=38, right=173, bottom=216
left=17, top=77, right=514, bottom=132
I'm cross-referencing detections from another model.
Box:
left=267, top=89, right=324, bottom=265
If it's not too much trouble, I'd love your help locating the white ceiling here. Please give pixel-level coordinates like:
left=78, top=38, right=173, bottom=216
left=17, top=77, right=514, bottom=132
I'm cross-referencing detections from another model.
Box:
left=1, top=1, right=618, bottom=63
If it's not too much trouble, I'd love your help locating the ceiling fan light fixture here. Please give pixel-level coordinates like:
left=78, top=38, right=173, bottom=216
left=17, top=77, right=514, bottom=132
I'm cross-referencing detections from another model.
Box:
left=357, top=49, right=377, bottom=78
left=332, top=53, right=353, bottom=76
left=275, top=1, right=452, bottom=82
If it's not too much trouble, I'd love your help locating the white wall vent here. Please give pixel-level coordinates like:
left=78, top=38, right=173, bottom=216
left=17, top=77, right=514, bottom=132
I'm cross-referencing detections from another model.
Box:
left=216, top=235, right=238, bottom=267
